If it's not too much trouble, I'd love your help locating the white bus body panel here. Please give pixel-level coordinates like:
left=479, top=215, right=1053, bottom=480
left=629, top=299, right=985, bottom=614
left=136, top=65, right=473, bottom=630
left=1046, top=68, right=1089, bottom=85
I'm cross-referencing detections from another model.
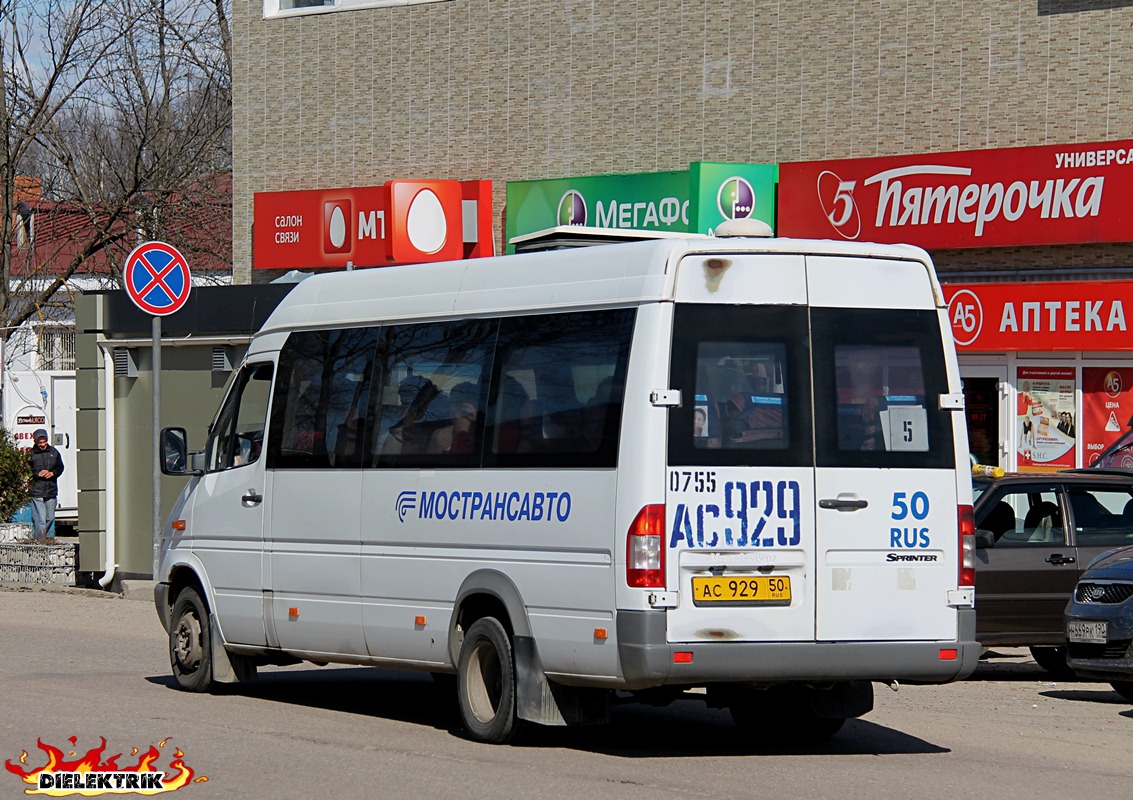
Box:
left=269, top=469, right=366, bottom=655
left=359, top=469, right=618, bottom=677
left=188, top=450, right=269, bottom=647
left=808, top=257, right=960, bottom=642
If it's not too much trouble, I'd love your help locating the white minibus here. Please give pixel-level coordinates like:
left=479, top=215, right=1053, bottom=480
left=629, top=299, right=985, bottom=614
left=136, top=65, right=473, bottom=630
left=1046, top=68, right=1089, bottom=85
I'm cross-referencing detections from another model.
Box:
left=156, top=223, right=978, bottom=744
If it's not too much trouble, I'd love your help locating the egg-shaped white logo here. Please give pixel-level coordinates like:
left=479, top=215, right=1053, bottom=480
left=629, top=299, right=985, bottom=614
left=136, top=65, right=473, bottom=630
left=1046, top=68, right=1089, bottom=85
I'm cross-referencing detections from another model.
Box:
left=328, top=205, right=348, bottom=249
left=405, top=189, right=447, bottom=254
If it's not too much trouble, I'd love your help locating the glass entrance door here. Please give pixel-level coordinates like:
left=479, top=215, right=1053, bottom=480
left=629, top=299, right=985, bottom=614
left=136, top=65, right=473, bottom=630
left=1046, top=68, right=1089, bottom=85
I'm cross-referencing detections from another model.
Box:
left=960, top=366, right=1008, bottom=469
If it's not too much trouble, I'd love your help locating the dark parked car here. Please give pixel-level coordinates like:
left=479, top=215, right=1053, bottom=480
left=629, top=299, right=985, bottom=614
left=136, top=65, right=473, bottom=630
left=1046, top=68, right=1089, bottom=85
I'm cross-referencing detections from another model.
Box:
left=973, top=469, right=1133, bottom=674
left=1088, top=420, right=1133, bottom=469
left=1064, top=546, right=1133, bottom=700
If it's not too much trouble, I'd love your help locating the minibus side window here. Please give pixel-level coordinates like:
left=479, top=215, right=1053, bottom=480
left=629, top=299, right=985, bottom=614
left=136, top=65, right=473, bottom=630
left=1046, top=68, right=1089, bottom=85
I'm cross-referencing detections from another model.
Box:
left=372, top=319, right=497, bottom=468
left=267, top=328, right=379, bottom=469
left=485, top=309, right=634, bottom=469
left=206, top=362, right=274, bottom=472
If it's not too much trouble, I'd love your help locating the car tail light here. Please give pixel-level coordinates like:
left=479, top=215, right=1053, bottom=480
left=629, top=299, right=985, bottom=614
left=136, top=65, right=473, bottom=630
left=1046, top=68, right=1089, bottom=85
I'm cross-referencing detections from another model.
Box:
left=958, top=504, right=975, bottom=587
left=627, top=504, right=666, bottom=588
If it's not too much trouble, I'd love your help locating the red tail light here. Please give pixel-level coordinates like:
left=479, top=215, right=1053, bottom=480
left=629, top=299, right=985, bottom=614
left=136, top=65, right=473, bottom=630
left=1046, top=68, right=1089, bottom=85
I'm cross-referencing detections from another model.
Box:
left=958, top=504, right=975, bottom=587
left=627, top=504, right=666, bottom=588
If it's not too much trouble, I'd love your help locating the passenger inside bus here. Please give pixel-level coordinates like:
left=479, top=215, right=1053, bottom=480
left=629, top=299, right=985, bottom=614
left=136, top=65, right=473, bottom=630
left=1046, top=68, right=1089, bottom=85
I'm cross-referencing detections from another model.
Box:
left=429, top=382, right=480, bottom=455
left=380, top=374, right=441, bottom=456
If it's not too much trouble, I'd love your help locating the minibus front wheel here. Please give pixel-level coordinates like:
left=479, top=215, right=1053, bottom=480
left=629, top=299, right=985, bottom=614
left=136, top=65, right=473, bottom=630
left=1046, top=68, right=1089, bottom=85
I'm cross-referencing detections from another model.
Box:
left=169, top=586, right=213, bottom=692
left=457, top=616, right=526, bottom=743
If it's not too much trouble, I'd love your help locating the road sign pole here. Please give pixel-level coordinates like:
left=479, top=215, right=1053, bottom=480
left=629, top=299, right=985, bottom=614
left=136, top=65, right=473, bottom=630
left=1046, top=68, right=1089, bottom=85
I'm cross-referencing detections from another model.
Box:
left=122, top=240, right=190, bottom=584
left=152, top=315, right=161, bottom=579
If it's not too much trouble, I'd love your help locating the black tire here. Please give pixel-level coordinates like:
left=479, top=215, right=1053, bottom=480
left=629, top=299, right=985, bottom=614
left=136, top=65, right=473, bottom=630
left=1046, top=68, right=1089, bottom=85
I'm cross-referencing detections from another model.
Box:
left=728, top=685, right=845, bottom=746
left=169, top=586, right=213, bottom=692
left=1029, top=646, right=1075, bottom=678
left=457, top=617, right=525, bottom=744
left=1111, top=681, right=1133, bottom=702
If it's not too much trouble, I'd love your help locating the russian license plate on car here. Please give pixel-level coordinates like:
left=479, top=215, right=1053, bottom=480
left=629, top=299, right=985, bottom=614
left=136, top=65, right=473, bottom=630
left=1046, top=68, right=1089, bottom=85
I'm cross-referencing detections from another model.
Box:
left=1067, top=619, right=1107, bottom=644
left=691, top=575, right=791, bottom=606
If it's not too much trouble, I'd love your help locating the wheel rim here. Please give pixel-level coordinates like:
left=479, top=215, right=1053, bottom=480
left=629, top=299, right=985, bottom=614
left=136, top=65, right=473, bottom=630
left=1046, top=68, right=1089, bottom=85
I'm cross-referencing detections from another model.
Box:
left=465, top=638, right=503, bottom=724
left=173, top=611, right=203, bottom=672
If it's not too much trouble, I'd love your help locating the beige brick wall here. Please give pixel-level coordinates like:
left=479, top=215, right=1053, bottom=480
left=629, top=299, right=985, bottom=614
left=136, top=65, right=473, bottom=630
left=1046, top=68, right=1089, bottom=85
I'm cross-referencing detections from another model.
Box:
left=232, top=0, right=1133, bottom=283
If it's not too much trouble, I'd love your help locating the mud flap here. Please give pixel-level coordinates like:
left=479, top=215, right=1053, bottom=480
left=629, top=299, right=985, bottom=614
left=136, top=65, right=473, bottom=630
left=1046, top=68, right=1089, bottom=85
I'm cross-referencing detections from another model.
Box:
left=513, top=635, right=610, bottom=726
left=210, top=616, right=256, bottom=684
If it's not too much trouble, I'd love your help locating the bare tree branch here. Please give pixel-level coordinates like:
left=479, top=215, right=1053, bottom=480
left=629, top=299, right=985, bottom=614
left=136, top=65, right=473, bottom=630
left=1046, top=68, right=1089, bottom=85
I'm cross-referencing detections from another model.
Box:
left=2, top=0, right=232, bottom=346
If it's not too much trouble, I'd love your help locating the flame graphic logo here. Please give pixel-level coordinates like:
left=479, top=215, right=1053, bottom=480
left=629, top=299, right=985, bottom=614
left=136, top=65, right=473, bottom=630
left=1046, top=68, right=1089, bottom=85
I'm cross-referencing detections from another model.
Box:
left=5, top=737, right=205, bottom=796
left=396, top=490, right=417, bottom=523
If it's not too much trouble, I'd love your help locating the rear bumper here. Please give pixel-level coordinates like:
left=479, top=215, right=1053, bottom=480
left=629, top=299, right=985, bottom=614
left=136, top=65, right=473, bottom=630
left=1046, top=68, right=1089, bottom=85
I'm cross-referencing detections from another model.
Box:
left=616, top=608, right=980, bottom=689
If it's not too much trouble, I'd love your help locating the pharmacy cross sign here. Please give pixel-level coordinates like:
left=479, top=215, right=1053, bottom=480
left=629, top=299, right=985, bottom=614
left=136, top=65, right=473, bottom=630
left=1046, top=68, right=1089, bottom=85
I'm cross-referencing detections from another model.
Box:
left=123, top=241, right=191, bottom=316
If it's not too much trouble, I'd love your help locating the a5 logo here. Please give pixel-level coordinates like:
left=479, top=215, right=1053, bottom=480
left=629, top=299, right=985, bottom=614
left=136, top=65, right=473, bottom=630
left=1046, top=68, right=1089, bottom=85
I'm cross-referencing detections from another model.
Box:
left=947, top=289, right=984, bottom=347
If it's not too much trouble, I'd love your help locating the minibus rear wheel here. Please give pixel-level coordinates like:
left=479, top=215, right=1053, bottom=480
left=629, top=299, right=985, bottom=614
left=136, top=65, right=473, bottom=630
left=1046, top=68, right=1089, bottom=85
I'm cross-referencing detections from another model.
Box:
left=457, top=617, right=526, bottom=743
left=727, top=685, right=845, bottom=745
left=169, top=586, right=213, bottom=692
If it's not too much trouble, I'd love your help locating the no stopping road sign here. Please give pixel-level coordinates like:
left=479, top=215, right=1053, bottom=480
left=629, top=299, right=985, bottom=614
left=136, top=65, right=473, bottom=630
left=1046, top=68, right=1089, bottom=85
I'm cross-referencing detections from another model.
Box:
left=124, top=241, right=192, bottom=316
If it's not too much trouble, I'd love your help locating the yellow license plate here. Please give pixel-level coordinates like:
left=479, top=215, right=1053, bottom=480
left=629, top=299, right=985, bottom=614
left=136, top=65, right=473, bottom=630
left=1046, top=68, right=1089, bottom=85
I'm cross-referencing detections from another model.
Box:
left=691, top=575, right=791, bottom=606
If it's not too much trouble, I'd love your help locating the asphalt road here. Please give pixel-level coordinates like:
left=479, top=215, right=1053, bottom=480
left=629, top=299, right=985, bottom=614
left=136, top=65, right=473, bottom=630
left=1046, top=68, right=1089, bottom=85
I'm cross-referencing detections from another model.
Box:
left=2, top=584, right=1131, bottom=800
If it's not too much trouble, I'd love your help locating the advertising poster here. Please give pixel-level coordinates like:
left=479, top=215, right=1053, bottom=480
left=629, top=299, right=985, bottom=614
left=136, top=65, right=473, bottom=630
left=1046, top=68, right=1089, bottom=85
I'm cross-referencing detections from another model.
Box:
left=1083, top=367, right=1133, bottom=466
left=1017, top=367, right=1076, bottom=471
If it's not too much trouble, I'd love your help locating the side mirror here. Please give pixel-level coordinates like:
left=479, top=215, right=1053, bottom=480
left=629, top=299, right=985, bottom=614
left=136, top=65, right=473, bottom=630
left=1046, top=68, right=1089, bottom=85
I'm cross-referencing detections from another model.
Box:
left=975, top=529, right=996, bottom=549
left=161, top=427, right=196, bottom=476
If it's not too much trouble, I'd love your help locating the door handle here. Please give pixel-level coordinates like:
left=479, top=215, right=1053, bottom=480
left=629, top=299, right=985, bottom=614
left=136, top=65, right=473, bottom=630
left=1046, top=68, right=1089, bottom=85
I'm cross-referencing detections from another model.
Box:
left=1045, top=553, right=1076, bottom=565
left=242, top=489, right=263, bottom=506
left=819, top=498, right=869, bottom=511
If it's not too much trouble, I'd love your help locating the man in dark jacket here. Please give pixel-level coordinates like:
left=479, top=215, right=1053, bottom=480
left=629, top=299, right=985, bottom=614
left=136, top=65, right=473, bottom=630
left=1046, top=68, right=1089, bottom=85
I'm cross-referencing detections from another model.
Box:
left=28, top=429, right=64, bottom=542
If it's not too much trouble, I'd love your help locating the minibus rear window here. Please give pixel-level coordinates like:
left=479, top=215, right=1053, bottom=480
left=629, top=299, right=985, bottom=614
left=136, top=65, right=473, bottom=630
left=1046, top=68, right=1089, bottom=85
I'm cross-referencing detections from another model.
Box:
left=668, top=305, right=813, bottom=468
left=812, top=308, right=956, bottom=470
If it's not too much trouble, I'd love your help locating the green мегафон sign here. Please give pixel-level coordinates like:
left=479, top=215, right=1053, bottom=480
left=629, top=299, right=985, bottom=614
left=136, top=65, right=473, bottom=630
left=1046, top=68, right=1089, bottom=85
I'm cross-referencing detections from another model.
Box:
left=504, top=162, right=778, bottom=251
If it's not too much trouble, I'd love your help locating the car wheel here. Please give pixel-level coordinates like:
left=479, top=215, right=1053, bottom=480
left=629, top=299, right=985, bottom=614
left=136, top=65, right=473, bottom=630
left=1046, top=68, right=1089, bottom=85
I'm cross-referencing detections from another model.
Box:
left=1028, top=646, right=1075, bottom=678
left=1110, top=681, right=1133, bottom=702
left=728, top=685, right=845, bottom=746
left=457, top=617, right=526, bottom=743
left=169, top=586, right=213, bottom=692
